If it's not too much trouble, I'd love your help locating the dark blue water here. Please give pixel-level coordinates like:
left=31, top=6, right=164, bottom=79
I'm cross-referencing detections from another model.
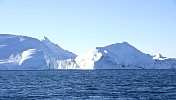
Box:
left=0, top=70, right=176, bottom=100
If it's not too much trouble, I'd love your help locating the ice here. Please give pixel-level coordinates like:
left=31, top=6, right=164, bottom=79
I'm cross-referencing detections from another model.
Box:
left=0, top=34, right=176, bottom=70
left=0, top=34, right=76, bottom=70
left=59, top=42, right=176, bottom=69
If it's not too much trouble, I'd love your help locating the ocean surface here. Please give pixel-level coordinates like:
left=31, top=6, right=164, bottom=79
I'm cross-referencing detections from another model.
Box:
left=0, top=70, right=176, bottom=100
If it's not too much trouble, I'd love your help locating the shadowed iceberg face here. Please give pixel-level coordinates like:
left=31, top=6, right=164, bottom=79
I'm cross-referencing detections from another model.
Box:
left=58, top=42, right=176, bottom=69
left=0, top=34, right=176, bottom=70
left=0, top=34, right=76, bottom=70
left=18, top=49, right=47, bottom=70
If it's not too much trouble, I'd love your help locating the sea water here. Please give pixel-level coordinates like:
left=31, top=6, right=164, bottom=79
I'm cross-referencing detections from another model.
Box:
left=0, top=70, right=176, bottom=100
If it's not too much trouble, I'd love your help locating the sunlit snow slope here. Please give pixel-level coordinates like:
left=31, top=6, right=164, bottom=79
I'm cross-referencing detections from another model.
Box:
left=58, top=42, right=176, bottom=69
left=0, top=34, right=175, bottom=70
left=0, top=34, right=76, bottom=70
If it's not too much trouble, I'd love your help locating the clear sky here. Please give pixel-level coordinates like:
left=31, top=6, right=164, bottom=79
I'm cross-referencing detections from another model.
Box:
left=0, top=0, right=176, bottom=57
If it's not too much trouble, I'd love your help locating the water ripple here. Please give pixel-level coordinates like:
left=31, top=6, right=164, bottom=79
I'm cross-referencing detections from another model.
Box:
left=0, top=70, right=176, bottom=99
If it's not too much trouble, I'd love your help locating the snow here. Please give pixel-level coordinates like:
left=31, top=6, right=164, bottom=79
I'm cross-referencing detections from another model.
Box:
left=18, top=49, right=46, bottom=70
left=104, top=50, right=108, bottom=54
left=63, top=42, right=154, bottom=69
left=42, top=37, right=76, bottom=60
left=0, top=34, right=76, bottom=70
left=0, top=55, right=20, bottom=64
left=75, top=48, right=102, bottom=69
left=58, top=42, right=176, bottom=69
left=0, top=34, right=176, bottom=70
left=19, top=49, right=37, bottom=65
left=96, top=42, right=154, bottom=64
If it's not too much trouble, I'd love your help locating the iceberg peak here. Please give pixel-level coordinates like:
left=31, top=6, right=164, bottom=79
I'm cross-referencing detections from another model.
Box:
left=43, top=36, right=51, bottom=43
left=122, top=41, right=129, bottom=44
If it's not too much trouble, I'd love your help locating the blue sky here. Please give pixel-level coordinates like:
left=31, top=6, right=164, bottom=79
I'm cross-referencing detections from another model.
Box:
left=0, top=0, right=176, bottom=57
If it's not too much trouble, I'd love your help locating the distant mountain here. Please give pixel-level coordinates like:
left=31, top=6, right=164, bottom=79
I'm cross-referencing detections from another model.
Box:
left=58, top=42, right=176, bottom=69
left=0, top=34, right=76, bottom=70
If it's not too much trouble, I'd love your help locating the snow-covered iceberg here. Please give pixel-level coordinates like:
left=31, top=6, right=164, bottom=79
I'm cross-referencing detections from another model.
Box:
left=58, top=42, right=176, bottom=69
left=0, top=34, right=76, bottom=70
left=0, top=34, right=175, bottom=70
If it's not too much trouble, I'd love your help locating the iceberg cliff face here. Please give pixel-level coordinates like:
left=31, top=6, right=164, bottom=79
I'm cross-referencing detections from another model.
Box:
left=0, top=34, right=76, bottom=70
left=42, top=37, right=76, bottom=60
left=18, top=49, right=47, bottom=70
left=60, top=42, right=154, bottom=69
left=0, top=34, right=176, bottom=70
left=58, top=42, right=176, bottom=69
left=41, top=37, right=76, bottom=69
